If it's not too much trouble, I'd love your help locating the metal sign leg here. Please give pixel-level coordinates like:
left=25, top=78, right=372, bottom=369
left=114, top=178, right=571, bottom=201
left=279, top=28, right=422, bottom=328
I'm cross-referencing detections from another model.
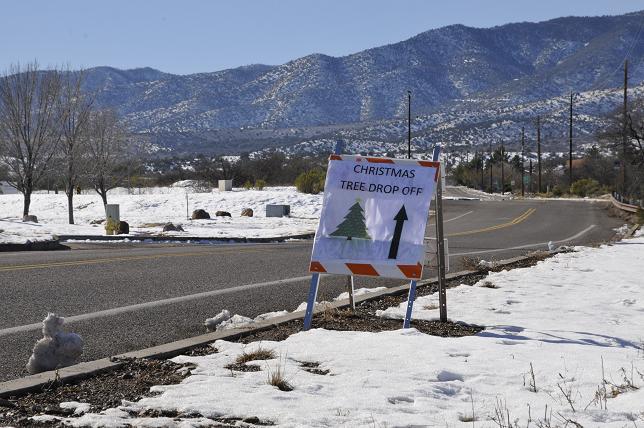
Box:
left=403, top=280, right=418, bottom=328
left=347, top=275, right=355, bottom=310
left=303, top=273, right=321, bottom=331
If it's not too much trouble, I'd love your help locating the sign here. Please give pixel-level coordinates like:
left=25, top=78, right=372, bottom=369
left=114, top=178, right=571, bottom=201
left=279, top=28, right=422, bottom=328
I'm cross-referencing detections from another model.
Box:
left=424, top=238, right=449, bottom=272
left=310, top=155, right=440, bottom=280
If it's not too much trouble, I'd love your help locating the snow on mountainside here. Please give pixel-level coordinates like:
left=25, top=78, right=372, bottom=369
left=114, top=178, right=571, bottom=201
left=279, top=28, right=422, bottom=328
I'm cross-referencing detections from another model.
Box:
left=80, top=11, right=644, bottom=154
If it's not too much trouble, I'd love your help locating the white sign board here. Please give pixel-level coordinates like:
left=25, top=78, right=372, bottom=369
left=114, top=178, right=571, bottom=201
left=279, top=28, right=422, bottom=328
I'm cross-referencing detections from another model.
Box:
left=310, top=155, right=440, bottom=280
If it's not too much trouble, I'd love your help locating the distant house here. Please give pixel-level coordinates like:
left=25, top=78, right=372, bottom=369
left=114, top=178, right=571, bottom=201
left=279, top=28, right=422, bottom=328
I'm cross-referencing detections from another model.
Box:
left=570, top=159, right=586, bottom=170
left=0, top=181, right=19, bottom=195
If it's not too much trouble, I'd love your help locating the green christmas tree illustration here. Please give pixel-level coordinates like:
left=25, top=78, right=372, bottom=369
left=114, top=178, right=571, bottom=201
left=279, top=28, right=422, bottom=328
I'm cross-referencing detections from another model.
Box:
left=330, top=200, right=371, bottom=240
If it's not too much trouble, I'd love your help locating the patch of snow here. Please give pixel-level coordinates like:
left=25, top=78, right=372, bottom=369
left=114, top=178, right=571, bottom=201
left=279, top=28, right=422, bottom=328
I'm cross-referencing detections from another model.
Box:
left=204, top=309, right=232, bottom=331
left=614, top=224, right=630, bottom=236
left=59, top=401, right=91, bottom=415
left=333, top=286, right=387, bottom=301
left=215, top=314, right=254, bottom=331
left=0, top=186, right=322, bottom=244
left=26, top=313, right=83, bottom=374
left=55, top=233, right=644, bottom=426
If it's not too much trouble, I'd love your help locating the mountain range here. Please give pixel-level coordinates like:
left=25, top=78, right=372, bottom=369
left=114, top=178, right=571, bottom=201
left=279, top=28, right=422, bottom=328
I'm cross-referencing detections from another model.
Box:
left=80, top=10, right=644, bottom=155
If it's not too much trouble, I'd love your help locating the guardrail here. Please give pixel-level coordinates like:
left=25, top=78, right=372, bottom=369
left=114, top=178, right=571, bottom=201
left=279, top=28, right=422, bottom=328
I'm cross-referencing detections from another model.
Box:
left=611, top=192, right=641, bottom=213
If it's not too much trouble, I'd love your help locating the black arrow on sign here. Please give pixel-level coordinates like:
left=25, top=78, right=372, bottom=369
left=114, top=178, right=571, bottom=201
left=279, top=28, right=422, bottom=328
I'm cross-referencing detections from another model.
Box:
left=388, top=205, right=408, bottom=259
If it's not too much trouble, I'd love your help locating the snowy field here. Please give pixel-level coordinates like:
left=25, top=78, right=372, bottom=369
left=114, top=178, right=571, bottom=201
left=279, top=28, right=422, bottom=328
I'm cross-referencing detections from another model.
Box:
left=0, top=185, right=322, bottom=244
left=38, top=231, right=644, bottom=427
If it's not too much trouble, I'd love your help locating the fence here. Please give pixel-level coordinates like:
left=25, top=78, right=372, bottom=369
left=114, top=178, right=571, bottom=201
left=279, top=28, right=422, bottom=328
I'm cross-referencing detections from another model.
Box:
left=611, top=192, right=642, bottom=213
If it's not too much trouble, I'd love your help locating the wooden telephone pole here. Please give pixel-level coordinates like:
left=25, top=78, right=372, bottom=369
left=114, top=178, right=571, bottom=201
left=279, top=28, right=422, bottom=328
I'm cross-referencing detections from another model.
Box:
left=537, top=116, right=542, bottom=193
left=622, top=60, right=628, bottom=194
left=407, top=91, right=412, bottom=159
left=489, top=141, right=493, bottom=192
left=569, top=92, right=574, bottom=187
left=501, top=144, right=505, bottom=195
left=521, top=127, right=525, bottom=197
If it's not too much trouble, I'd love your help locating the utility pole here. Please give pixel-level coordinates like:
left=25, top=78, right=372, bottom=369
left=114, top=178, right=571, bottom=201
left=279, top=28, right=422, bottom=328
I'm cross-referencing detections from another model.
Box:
left=529, top=159, right=533, bottom=194
left=622, top=60, right=628, bottom=194
left=501, top=144, right=505, bottom=195
left=407, top=90, right=412, bottom=159
left=479, top=151, right=484, bottom=191
left=489, top=141, right=493, bottom=193
left=521, top=127, right=525, bottom=197
left=537, top=115, right=542, bottom=194
left=569, top=91, right=574, bottom=188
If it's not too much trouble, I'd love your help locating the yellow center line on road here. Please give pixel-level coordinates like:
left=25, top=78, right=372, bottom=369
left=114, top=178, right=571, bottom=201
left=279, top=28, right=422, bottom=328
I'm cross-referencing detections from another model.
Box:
left=446, top=208, right=536, bottom=237
left=0, top=246, right=272, bottom=273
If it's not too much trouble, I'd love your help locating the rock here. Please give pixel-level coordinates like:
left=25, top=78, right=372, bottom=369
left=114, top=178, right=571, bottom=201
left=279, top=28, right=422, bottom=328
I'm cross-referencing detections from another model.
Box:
left=90, top=219, right=105, bottom=225
left=191, top=209, right=210, bottom=220
left=215, top=211, right=232, bottom=217
left=241, top=208, right=254, bottom=217
left=162, top=223, right=184, bottom=232
left=117, top=221, right=129, bottom=235
left=22, top=215, right=38, bottom=223
left=0, top=398, right=16, bottom=409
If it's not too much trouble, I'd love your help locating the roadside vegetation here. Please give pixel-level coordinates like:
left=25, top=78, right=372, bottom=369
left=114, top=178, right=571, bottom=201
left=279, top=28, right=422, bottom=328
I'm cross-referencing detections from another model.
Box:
left=449, top=104, right=643, bottom=202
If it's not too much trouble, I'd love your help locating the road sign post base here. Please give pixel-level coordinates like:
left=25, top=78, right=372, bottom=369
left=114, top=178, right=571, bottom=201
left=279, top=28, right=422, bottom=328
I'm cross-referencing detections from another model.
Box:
left=303, top=273, right=320, bottom=331
left=403, top=280, right=418, bottom=328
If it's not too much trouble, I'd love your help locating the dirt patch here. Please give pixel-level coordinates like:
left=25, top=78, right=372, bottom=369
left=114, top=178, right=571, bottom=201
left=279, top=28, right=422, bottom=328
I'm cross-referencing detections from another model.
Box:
left=607, top=204, right=641, bottom=226
left=224, top=362, right=261, bottom=372
left=0, top=358, right=189, bottom=427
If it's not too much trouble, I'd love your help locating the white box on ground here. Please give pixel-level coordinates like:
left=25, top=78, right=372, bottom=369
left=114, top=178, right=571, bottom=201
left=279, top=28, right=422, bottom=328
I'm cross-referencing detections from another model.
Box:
left=266, top=204, right=290, bottom=217
left=218, top=180, right=233, bottom=191
left=105, top=204, right=120, bottom=223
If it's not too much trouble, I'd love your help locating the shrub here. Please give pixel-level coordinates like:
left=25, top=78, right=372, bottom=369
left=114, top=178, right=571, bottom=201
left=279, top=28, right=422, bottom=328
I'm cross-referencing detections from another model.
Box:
left=552, top=185, right=564, bottom=197
left=235, top=347, right=276, bottom=364
left=254, top=179, right=266, bottom=190
left=243, top=180, right=252, bottom=190
left=571, top=178, right=601, bottom=197
left=295, top=169, right=326, bottom=194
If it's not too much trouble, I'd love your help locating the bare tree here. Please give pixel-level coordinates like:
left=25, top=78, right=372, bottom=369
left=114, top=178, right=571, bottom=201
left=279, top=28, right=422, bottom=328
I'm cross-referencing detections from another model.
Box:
left=87, top=109, right=127, bottom=208
left=0, top=62, right=62, bottom=217
left=600, top=99, right=644, bottom=199
left=57, top=69, right=93, bottom=224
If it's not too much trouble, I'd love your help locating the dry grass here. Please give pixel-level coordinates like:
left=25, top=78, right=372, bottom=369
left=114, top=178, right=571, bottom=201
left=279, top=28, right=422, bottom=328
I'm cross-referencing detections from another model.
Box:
left=481, top=281, right=499, bottom=289
left=458, top=413, right=476, bottom=423
left=461, top=256, right=483, bottom=271
left=235, top=347, right=276, bottom=365
left=423, top=303, right=439, bottom=310
left=267, top=359, right=293, bottom=392
left=139, top=222, right=166, bottom=228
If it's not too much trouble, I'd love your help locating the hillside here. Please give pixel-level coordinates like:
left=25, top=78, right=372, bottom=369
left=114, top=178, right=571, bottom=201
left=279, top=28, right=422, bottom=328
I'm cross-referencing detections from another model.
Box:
left=79, top=11, right=644, bottom=155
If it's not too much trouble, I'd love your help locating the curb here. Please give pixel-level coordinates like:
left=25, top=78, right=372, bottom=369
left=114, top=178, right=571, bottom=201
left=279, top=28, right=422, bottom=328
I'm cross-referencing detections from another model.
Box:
left=0, top=240, right=69, bottom=253
left=58, top=233, right=315, bottom=244
left=0, top=251, right=556, bottom=399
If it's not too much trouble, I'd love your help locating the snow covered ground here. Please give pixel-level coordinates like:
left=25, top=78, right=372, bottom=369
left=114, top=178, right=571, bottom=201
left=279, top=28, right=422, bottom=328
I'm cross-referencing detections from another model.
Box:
left=38, top=231, right=644, bottom=427
left=0, top=186, right=322, bottom=244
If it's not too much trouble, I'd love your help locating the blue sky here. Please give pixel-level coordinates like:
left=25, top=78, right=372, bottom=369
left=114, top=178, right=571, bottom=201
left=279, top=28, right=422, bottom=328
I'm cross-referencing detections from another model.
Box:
left=2, top=0, right=643, bottom=74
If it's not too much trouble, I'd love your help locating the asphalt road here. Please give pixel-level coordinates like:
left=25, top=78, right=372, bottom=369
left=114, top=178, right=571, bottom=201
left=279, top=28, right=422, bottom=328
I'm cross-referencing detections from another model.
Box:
left=0, top=199, right=623, bottom=381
